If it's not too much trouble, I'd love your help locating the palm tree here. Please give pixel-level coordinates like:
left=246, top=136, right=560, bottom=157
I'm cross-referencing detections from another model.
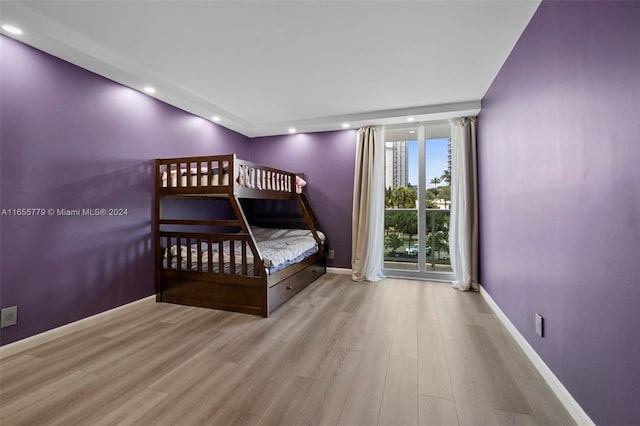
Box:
left=430, top=177, right=441, bottom=189
left=440, top=170, right=451, bottom=185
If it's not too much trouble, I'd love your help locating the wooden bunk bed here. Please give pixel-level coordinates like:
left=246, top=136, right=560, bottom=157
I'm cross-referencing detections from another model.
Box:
left=155, top=154, right=326, bottom=317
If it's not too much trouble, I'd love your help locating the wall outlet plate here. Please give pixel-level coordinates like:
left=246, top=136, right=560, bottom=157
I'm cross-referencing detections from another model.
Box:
left=1, top=306, right=18, bottom=328
left=327, top=250, right=335, bottom=260
left=535, top=313, right=544, bottom=337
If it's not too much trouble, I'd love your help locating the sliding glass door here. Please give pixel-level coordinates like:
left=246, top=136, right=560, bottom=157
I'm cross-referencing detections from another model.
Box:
left=383, top=122, right=454, bottom=281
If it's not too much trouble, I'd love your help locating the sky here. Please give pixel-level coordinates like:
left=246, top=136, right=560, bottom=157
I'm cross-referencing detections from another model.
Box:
left=406, top=138, right=449, bottom=187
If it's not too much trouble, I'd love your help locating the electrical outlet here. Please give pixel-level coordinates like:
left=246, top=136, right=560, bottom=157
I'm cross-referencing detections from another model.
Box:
left=535, top=313, right=544, bottom=337
left=327, top=250, right=335, bottom=259
left=1, top=306, right=18, bottom=328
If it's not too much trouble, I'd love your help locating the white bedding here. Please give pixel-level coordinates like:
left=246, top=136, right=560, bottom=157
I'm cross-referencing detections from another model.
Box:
left=251, top=227, right=325, bottom=267
left=164, top=226, right=325, bottom=274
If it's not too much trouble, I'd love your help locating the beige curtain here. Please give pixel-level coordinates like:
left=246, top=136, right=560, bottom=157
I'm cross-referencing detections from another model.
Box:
left=450, top=117, right=479, bottom=291
left=352, top=126, right=385, bottom=281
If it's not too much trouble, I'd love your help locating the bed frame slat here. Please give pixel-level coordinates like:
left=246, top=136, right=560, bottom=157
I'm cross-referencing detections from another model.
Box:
left=218, top=240, right=224, bottom=274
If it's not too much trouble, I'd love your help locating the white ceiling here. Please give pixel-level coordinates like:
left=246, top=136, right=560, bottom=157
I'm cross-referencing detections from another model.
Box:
left=0, top=1, right=540, bottom=137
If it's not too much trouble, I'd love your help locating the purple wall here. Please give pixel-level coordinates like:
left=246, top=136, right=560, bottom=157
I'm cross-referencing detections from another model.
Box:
left=478, top=2, right=640, bottom=424
left=0, top=35, right=356, bottom=346
left=250, top=131, right=357, bottom=269
left=0, top=36, right=251, bottom=345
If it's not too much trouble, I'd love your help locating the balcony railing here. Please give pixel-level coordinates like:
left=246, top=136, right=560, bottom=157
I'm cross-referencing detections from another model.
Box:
left=384, top=208, right=451, bottom=272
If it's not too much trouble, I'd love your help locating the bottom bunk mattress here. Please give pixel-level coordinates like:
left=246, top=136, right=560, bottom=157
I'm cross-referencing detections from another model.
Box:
left=162, top=226, right=325, bottom=275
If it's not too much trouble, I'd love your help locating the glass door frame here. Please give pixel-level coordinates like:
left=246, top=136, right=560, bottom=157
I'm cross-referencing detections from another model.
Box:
left=383, top=123, right=455, bottom=282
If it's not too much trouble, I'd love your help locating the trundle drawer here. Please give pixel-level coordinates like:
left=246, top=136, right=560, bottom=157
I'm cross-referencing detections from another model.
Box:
left=268, top=264, right=324, bottom=312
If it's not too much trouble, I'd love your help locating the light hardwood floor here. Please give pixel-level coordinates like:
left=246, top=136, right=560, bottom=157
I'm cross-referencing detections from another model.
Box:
left=0, top=275, right=575, bottom=426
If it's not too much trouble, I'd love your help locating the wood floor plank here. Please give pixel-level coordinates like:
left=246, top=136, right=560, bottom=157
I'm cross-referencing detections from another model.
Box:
left=493, top=408, right=540, bottom=426
left=462, top=290, right=493, bottom=315
left=378, top=355, right=419, bottom=426
left=291, top=311, right=353, bottom=379
left=100, top=302, right=192, bottom=337
left=209, top=407, right=260, bottom=426
left=306, top=348, right=362, bottom=426
left=79, top=321, right=196, bottom=375
left=1, top=371, right=103, bottom=426
left=338, top=280, right=400, bottom=354
left=0, top=369, right=89, bottom=424
left=258, top=303, right=309, bottom=343
left=91, top=388, right=170, bottom=426
left=434, top=291, right=476, bottom=342
left=467, top=324, right=533, bottom=414
left=0, top=354, right=47, bottom=401
left=398, top=278, right=421, bottom=304
left=256, top=352, right=363, bottom=426
left=275, top=297, right=333, bottom=344
left=211, top=316, right=282, bottom=364
left=255, top=375, right=316, bottom=426
left=372, top=289, right=401, bottom=335
left=0, top=353, right=38, bottom=371
left=35, top=322, right=223, bottom=425
left=0, top=274, right=574, bottom=426
left=289, top=274, right=345, bottom=310
left=139, top=361, right=242, bottom=425
left=475, top=312, right=543, bottom=381
left=147, top=338, right=233, bottom=394
left=391, top=302, right=418, bottom=359
left=434, top=286, right=478, bottom=326
left=228, top=341, right=298, bottom=416
left=418, top=395, right=459, bottom=426
left=337, top=297, right=381, bottom=351
left=336, top=280, right=369, bottom=314
left=90, top=316, right=222, bottom=379
left=337, top=329, right=394, bottom=426
left=291, top=273, right=342, bottom=306
left=417, top=319, right=454, bottom=400
left=0, top=335, right=113, bottom=401
left=416, top=283, right=439, bottom=321
left=443, top=337, right=500, bottom=425
left=205, top=310, right=261, bottom=333
left=515, top=377, right=576, bottom=426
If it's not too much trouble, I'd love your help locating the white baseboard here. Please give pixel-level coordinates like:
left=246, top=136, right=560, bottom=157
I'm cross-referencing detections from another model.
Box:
left=0, top=295, right=156, bottom=360
left=327, top=267, right=352, bottom=275
left=479, top=286, right=594, bottom=426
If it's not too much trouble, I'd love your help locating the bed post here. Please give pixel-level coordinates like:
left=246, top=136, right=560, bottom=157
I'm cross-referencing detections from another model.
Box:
left=228, top=194, right=268, bottom=316
left=154, top=159, right=162, bottom=302
left=294, top=193, right=325, bottom=253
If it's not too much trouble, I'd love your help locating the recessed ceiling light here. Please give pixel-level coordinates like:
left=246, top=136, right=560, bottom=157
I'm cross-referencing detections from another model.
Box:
left=409, top=130, right=415, bottom=134
left=2, top=24, right=23, bottom=35
left=406, top=117, right=415, bottom=122
left=288, top=128, right=297, bottom=134
left=211, top=116, right=221, bottom=122
left=342, top=123, right=350, bottom=129
left=143, top=86, right=156, bottom=94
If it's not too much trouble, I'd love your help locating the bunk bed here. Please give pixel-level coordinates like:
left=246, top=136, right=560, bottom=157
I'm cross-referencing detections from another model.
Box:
left=155, top=154, right=326, bottom=317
